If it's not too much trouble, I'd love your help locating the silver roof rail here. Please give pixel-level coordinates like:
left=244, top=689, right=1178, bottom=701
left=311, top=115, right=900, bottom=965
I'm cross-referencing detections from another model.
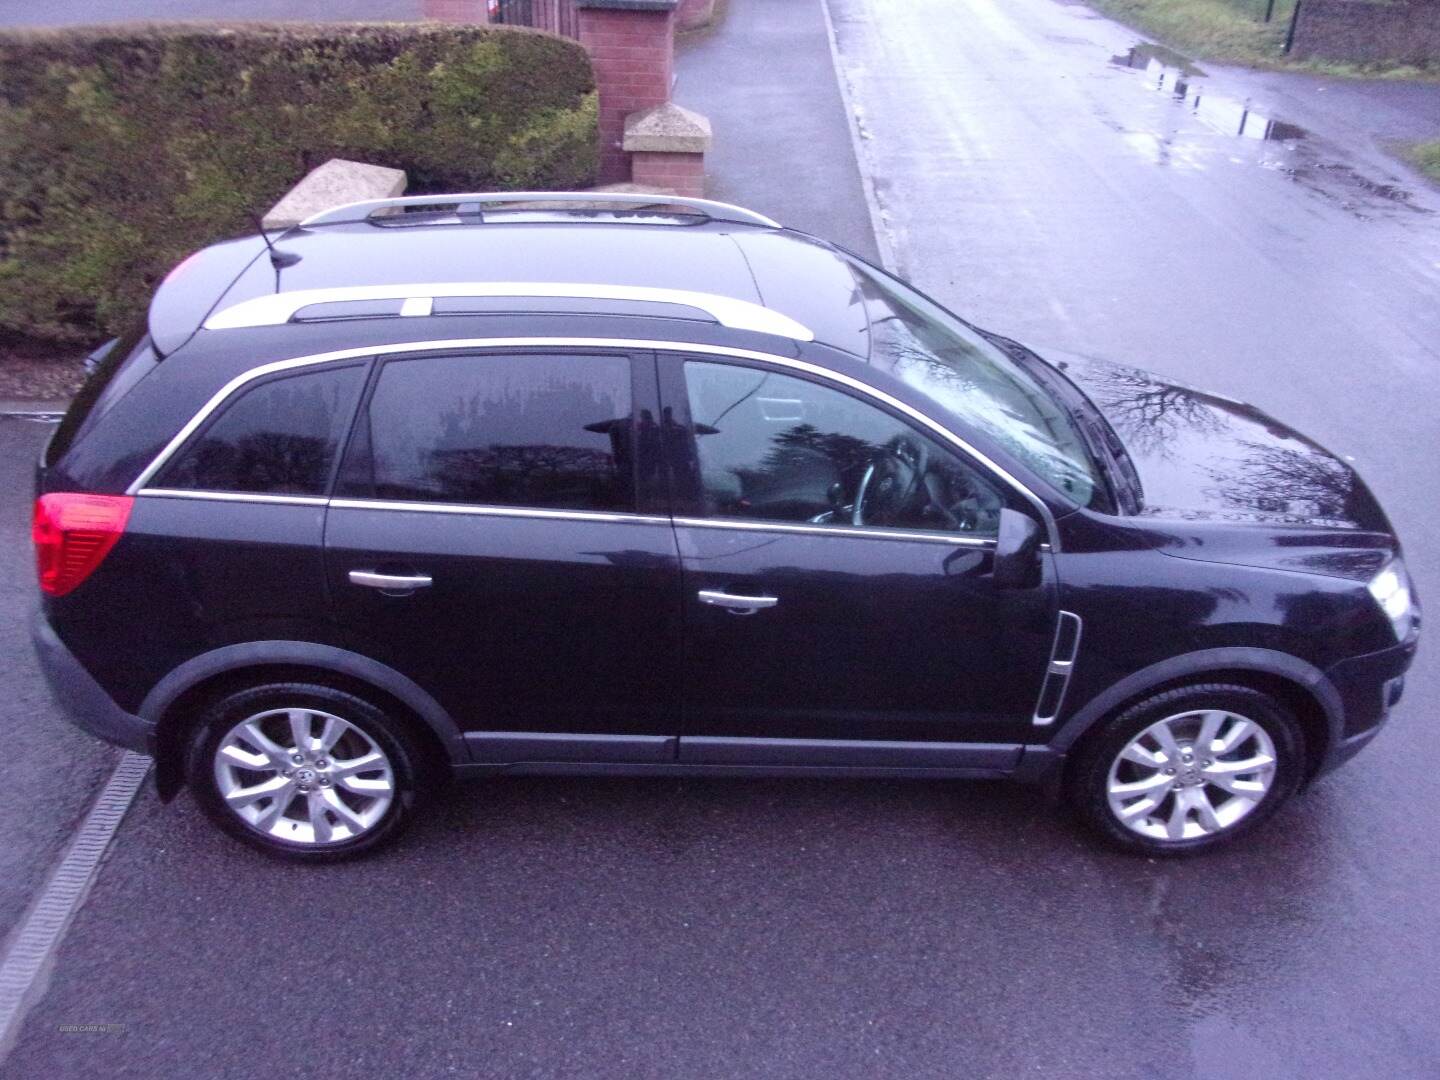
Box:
left=203, top=282, right=814, bottom=341
left=298, top=191, right=782, bottom=229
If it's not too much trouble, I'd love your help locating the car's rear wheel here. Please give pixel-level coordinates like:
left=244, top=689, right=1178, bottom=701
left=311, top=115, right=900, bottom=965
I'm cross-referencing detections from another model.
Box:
left=188, top=683, right=424, bottom=861
left=1069, top=684, right=1305, bottom=855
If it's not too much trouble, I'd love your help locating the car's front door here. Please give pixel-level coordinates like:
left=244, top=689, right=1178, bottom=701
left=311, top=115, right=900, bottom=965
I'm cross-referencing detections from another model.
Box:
left=324, top=347, right=683, bottom=765
left=660, top=353, right=1058, bottom=767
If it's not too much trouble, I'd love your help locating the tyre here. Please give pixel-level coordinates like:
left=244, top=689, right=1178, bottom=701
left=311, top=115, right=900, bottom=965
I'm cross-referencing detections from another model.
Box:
left=187, top=682, right=426, bottom=862
left=1068, top=683, right=1305, bottom=856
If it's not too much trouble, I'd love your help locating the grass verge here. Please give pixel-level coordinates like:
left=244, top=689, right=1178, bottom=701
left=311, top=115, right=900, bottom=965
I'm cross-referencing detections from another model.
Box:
left=1086, top=0, right=1437, bottom=79
left=1402, top=140, right=1440, bottom=183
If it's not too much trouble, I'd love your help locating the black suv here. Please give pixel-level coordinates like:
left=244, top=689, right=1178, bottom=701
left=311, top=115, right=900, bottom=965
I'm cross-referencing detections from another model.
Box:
left=33, top=192, right=1419, bottom=860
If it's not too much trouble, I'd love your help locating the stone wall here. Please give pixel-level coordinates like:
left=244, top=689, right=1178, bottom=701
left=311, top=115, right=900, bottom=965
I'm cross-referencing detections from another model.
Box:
left=1289, top=0, right=1440, bottom=66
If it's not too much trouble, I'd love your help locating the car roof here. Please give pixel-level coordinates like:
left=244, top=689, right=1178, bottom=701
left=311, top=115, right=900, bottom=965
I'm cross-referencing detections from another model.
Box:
left=148, top=209, right=871, bottom=361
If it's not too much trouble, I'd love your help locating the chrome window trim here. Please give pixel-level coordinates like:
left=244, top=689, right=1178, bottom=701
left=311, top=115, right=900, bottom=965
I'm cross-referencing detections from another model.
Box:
left=329, top=498, right=670, bottom=527
left=124, top=336, right=1060, bottom=550
left=673, top=516, right=996, bottom=548
left=138, top=488, right=328, bottom=507
left=203, top=283, right=815, bottom=342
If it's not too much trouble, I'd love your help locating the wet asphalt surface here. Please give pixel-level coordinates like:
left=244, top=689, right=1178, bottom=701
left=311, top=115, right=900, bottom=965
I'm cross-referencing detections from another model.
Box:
left=4, top=0, right=1440, bottom=1076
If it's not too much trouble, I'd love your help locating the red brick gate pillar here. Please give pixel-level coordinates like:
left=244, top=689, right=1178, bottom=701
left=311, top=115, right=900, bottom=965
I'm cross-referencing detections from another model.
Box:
left=576, top=0, right=679, bottom=185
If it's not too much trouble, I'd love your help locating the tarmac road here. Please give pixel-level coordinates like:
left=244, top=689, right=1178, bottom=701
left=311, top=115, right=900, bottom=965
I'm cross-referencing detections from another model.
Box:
left=3, top=0, right=1440, bottom=1076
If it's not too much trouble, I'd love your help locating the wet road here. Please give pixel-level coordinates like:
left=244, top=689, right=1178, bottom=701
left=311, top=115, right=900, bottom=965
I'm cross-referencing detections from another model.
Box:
left=4, top=0, right=1440, bottom=1076
left=826, top=0, right=1440, bottom=1074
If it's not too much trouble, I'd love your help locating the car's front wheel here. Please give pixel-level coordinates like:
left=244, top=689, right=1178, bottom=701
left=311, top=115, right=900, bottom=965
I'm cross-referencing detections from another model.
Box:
left=1069, top=683, right=1305, bottom=855
left=188, top=683, right=425, bottom=861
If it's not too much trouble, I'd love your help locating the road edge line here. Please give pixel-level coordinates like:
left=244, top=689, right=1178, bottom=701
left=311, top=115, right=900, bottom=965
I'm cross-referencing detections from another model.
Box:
left=0, top=751, right=150, bottom=1059
left=819, top=0, right=900, bottom=273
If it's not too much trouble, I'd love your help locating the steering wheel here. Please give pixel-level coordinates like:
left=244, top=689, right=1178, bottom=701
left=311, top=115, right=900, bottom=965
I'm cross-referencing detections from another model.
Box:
left=852, top=435, right=929, bottom=527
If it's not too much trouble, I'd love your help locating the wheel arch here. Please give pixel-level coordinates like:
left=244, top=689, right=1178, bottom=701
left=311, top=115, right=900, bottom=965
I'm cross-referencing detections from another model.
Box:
left=1037, top=647, right=1340, bottom=788
left=139, top=641, right=468, bottom=801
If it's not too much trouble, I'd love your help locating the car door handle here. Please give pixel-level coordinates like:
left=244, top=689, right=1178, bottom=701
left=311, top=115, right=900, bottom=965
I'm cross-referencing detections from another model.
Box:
left=348, top=570, right=433, bottom=592
left=697, top=589, right=779, bottom=614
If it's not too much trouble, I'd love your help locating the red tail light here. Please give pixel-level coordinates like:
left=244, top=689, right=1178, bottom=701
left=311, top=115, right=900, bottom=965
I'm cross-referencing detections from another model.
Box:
left=33, top=493, right=134, bottom=597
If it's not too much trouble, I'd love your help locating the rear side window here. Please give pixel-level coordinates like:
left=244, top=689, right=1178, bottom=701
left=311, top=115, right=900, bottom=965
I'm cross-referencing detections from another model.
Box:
left=155, top=365, right=365, bottom=496
left=338, top=352, right=635, bottom=512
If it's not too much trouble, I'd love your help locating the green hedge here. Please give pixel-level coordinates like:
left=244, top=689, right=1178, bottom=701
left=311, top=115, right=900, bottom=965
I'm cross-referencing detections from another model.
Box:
left=0, top=23, right=599, bottom=345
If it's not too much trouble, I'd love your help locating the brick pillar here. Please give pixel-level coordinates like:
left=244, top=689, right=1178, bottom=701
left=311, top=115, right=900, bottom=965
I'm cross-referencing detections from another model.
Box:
left=577, top=0, right=679, bottom=185
left=624, top=102, right=710, bottom=198
left=421, top=0, right=490, bottom=22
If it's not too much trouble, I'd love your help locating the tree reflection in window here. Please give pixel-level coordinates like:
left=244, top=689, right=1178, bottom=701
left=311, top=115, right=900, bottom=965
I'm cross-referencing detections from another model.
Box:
left=364, top=354, right=634, bottom=512
left=159, top=366, right=363, bottom=495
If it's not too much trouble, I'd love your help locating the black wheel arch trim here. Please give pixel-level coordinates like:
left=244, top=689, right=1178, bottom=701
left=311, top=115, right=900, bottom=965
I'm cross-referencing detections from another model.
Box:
left=140, top=640, right=468, bottom=800
left=1032, top=646, right=1343, bottom=780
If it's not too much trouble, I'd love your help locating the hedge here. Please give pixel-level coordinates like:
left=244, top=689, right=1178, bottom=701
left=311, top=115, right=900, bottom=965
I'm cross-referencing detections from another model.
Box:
left=0, top=23, right=599, bottom=346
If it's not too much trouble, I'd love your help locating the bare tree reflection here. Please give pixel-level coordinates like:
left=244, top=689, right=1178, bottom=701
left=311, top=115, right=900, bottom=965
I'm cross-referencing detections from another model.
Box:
left=1063, top=362, right=1227, bottom=458
left=379, top=375, right=630, bottom=507
left=1204, top=440, right=1370, bottom=528
left=163, top=377, right=346, bottom=493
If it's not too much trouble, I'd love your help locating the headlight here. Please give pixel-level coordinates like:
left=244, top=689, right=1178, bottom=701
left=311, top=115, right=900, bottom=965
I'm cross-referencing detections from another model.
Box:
left=1368, top=559, right=1414, bottom=641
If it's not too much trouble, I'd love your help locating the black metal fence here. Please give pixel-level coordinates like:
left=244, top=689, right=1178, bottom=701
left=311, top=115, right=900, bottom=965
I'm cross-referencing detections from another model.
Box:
left=491, top=0, right=580, bottom=40
left=1220, top=0, right=1299, bottom=22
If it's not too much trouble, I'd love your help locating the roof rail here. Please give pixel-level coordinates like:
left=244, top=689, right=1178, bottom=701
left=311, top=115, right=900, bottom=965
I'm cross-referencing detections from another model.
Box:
left=203, top=282, right=814, bottom=341
left=298, top=191, right=782, bottom=230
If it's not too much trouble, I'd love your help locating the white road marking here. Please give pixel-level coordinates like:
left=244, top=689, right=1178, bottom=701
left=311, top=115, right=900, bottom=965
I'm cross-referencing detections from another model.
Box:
left=0, top=752, right=150, bottom=1057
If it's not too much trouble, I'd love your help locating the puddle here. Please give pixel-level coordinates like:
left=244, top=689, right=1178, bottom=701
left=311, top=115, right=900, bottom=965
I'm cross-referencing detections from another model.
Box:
left=1110, top=44, right=1309, bottom=143
left=1266, top=160, right=1431, bottom=215
left=1108, top=42, right=1431, bottom=217
left=1112, top=43, right=1205, bottom=79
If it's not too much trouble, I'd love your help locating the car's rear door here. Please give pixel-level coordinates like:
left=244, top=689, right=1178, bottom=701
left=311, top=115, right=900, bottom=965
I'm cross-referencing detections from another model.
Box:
left=659, top=351, right=1058, bottom=768
left=324, top=347, right=683, bottom=765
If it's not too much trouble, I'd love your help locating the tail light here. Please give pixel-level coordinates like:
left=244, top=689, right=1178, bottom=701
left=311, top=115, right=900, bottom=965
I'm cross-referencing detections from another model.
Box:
left=33, top=493, right=134, bottom=597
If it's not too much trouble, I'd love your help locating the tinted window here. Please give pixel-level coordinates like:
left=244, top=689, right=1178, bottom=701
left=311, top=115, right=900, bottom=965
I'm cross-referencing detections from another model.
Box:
left=157, top=365, right=364, bottom=496
left=45, top=321, right=153, bottom=468
left=684, top=361, right=1009, bottom=537
left=343, top=353, right=635, bottom=512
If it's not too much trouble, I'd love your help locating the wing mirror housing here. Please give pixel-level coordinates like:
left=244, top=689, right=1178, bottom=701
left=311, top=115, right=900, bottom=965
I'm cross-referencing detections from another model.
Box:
left=993, top=508, right=1042, bottom=590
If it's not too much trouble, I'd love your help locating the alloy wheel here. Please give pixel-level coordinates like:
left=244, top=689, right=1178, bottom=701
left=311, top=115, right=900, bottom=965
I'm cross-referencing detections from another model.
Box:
left=1105, top=709, right=1277, bottom=842
left=212, top=707, right=395, bottom=845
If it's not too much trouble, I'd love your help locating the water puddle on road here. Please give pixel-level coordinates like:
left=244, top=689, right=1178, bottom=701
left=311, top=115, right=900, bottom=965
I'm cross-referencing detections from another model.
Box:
left=1107, top=43, right=1430, bottom=218
left=1109, top=44, right=1309, bottom=143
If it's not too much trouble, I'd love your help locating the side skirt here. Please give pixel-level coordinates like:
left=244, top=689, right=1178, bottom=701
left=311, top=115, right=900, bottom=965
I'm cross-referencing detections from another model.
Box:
left=461, top=733, right=1030, bottom=780
left=454, top=762, right=1017, bottom=781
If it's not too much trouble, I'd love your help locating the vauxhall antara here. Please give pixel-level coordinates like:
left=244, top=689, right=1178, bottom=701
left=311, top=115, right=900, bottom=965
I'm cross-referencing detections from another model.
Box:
left=33, top=193, right=1419, bottom=860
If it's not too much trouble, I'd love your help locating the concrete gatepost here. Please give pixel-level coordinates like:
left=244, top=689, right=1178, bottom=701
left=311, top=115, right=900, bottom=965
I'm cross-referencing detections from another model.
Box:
left=263, top=159, right=408, bottom=230
left=676, top=0, right=715, bottom=31
left=623, top=102, right=710, bottom=198
left=576, top=0, right=679, bottom=184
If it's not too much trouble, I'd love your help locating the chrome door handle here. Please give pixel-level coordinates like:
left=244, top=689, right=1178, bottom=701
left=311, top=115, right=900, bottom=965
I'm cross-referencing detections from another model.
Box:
left=349, top=570, right=433, bottom=592
left=697, top=589, right=779, bottom=614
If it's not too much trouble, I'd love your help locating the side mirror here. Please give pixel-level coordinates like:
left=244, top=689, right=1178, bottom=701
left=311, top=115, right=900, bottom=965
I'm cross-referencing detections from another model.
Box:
left=993, top=508, right=1042, bottom=590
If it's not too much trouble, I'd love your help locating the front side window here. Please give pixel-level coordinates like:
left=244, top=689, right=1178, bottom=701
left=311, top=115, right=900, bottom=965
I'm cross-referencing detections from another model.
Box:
left=341, top=352, right=635, bottom=512
left=157, top=364, right=365, bottom=496
left=683, top=361, right=1010, bottom=537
